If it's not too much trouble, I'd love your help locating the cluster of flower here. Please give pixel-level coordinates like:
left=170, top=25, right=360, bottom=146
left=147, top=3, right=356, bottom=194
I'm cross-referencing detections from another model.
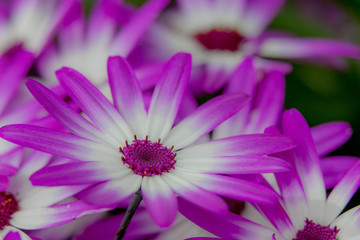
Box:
left=0, top=0, right=359, bottom=239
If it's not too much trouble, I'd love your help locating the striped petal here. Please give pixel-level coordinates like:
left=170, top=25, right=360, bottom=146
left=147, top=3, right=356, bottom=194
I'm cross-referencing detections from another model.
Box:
left=0, top=124, right=119, bottom=162
left=324, top=160, right=360, bottom=225
left=56, top=67, right=133, bottom=145
left=146, top=53, right=191, bottom=141
left=141, top=175, right=177, bottom=227
left=175, top=171, right=279, bottom=205
left=10, top=200, right=106, bottom=230
left=77, top=173, right=142, bottom=207
left=176, top=155, right=291, bottom=174
left=18, top=185, right=89, bottom=209
left=111, top=0, right=170, bottom=56
left=178, top=198, right=276, bottom=240
left=176, top=134, right=295, bottom=158
left=282, top=109, right=326, bottom=222
left=162, top=172, right=228, bottom=214
left=165, top=93, right=250, bottom=150
left=26, top=79, right=104, bottom=142
left=30, top=161, right=125, bottom=186
left=260, top=37, right=360, bottom=59
left=107, top=56, right=147, bottom=138
left=320, top=156, right=358, bottom=189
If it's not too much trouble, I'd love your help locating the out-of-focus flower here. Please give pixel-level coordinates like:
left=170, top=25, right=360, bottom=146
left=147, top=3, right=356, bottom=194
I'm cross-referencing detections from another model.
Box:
left=212, top=57, right=356, bottom=189
left=0, top=47, right=55, bottom=156
left=37, top=0, right=169, bottom=93
left=141, top=0, right=360, bottom=92
left=0, top=0, right=77, bottom=56
left=75, top=207, right=214, bottom=240
left=0, top=53, right=295, bottom=228
left=0, top=150, right=105, bottom=240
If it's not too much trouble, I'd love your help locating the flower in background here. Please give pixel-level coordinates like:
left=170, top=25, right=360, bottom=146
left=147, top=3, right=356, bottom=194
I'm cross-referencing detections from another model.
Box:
left=178, top=109, right=360, bottom=240
left=0, top=53, right=295, bottom=228
left=37, top=0, right=169, bottom=94
left=0, top=149, right=104, bottom=240
left=74, top=207, right=214, bottom=240
left=244, top=109, right=360, bottom=240
left=0, top=0, right=77, bottom=56
left=140, top=0, right=360, bottom=92
left=212, top=57, right=356, bottom=189
left=0, top=47, right=57, bottom=156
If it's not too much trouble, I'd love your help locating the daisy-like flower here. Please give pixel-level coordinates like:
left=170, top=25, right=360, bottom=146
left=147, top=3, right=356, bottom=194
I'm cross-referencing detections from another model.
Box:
left=0, top=53, right=295, bottom=229
left=38, top=0, right=168, bottom=91
left=212, top=57, right=355, bottom=189
left=0, top=0, right=77, bottom=56
left=141, top=0, right=360, bottom=92
left=177, top=109, right=360, bottom=240
left=0, top=149, right=105, bottom=240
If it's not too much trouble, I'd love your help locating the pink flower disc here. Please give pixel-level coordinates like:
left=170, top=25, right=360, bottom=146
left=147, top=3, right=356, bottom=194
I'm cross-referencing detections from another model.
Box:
left=0, top=192, right=18, bottom=230
left=294, top=219, right=339, bottom=240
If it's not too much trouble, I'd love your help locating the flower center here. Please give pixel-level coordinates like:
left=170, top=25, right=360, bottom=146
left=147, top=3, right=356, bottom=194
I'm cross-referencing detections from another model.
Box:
left=294, top=219, right=339, bottom=240
left=120, top=137, right=176, bottom=176
left=194, top=28, right=245, bottom=52
left=0, top=192, right=19, bottom=230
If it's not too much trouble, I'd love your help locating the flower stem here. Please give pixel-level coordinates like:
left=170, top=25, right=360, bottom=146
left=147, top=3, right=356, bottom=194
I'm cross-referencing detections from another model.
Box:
left=114, top=188, right=143, bottom=240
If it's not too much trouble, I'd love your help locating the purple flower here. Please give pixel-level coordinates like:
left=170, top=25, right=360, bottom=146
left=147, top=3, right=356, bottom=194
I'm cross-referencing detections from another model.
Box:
left=0, top=0, right=77, bottom=56
left=0, top=53, right=295, bottom=227
left=141, top=0, right=360, bottom=92
left=212, top=57, right=355, bottom=188
left=0, top=149, right=104, bottom=240
left=178, top=109, right=360, bottom=240
left=37, top=0, right=169, bottom=90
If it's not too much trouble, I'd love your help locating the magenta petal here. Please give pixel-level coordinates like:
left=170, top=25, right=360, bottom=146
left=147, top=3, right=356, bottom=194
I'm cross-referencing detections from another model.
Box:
left=107, top=56, right=147, bottom=137
left=111, top=0, right=170, bottom=56
left=10, top=200, right=107, bottom=230
left=311, top=121, right=352, bottom=157
left=0, top=176, right=9, bottom=191
left=163, top=173, right=229, bottom=214
left=178, top=198, right=276, bottom=239
left=26, top=79, right=102, bottom=141
left=0, top=163, right=17, bottom=177
left=247, top=71, right=285, bottom=133
left=177, top=134, right=295, bottom=158
left=146, top=52, right=191, bottom=140
left=56, top=67, right=133, bottom=143
left=177, top=172, right=279, bottom=205
left=0, top=48, right=33, bottom=114
left=282, top=109, right=326, bottom=221
left=177, top=155, right=291, bottom=174
left=165, top=93, right=250, bottom=150
left=4, top=231, right=21, bottom=240
left=30, top=161, right=120, bottom=186
left=253, top=201, right=294, bottom=236
left=224, top=57, right=256, bottom=95
left=260, top=37, right=360, bottom=59
left=0, top=124, right=117, bottom=162
left=141, top=176, right=177, bottom=227
left=324, top=160, right=360, bottom=224
left=321, top=156, right=358, bottom=189
left=78, top=175, right=142, bottom=207
left=242, top=0, right=286, bottom=37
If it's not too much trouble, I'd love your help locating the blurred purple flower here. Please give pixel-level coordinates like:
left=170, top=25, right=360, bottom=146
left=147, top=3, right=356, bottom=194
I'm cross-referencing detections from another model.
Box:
left=0, top=0, right=77, bottom=56
left=139, top=0, right=360, bottom=92
left=37, top=0, right=169, bottom=92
